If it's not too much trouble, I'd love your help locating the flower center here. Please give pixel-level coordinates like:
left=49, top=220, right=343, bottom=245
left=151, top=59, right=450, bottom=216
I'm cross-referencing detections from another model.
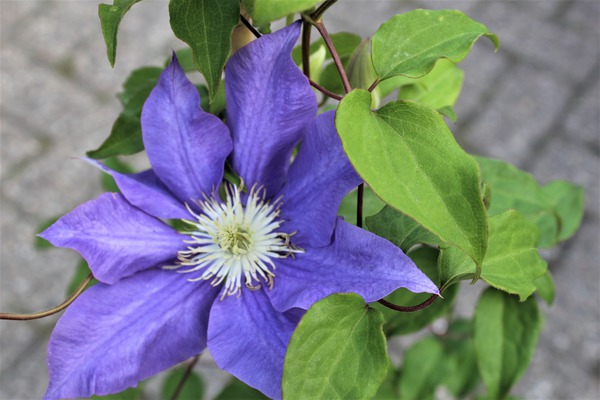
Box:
left=167, top=184, right=302, bottom=298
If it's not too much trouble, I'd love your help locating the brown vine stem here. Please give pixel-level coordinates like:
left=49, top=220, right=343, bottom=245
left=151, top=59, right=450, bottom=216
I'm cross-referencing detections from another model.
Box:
left=367, top=78, right=380, bottom=93
left=302, top=20, right=311, bottom=77
left=0, top=273, right=94, bottom=321
left=309, top=79, right=342, bottom=101
left=312, top=20, right=351, bottom=94
left=378, top=294, right=439, bottom=313
left=240, top=14, right=261, bottom=38
left=170, top=354, right=201, bottom=400
left=356, top=184, right=364, bottom=228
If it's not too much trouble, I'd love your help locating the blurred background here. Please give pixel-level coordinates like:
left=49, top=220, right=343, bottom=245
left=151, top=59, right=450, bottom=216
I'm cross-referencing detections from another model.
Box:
left=1, top=0, right=598, bottom=399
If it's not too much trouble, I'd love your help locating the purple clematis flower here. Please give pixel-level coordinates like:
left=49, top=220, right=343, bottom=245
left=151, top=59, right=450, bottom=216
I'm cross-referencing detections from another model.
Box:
left=40, top=21, right=438, bottom=400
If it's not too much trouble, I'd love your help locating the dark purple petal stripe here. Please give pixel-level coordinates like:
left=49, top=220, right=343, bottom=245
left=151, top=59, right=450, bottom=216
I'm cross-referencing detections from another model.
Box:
left=44, top=269, right=220, bottom=400
left=226, top=21, right=317, bottom=197
left=268, top=219, right=440, bottom=312
left=86, top=159, right=189, bottom=220
left=40, top=193, right=186, bottom=284
left=279, top=111, right=362, bottom=247
left=141, top=55, right=232, bottom=204
left=208, top=290, right=304, bottom=400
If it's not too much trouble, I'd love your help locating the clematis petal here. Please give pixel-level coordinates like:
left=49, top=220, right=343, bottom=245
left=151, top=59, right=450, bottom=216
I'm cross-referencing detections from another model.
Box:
left=44, top=269, right=219, bottom=400
left=268, top=219, right=439, bottom=312
left=86, top=159, right=189, bottom=220
left=208, top=290, right=303, bottom=399
left=226, top=21, right=317, bottom=197
left=279, top=111, right=361, bottom=247
left=141, top=55, right=232, bottom=204
left=40, top=193, right=186, bottom=285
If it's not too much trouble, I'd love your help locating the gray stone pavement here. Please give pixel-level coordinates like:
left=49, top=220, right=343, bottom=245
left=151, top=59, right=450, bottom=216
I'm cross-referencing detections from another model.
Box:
left=1, top=0, right=598, bottom=399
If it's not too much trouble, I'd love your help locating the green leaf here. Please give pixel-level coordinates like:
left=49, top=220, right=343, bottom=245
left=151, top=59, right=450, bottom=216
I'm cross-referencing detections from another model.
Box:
left=374, top=247, right=458, bottom=336
left=366, top=206, right=441, bottom=253
left=169, top=0, right=239, bottom=100
left=347, top=38, right=381, bottom=107
left=98, top=0, right=142, bottom=66
left=337, top=185, right=385, bottom=226
left=291, top=32, right=362, bottom=65
left=87, top=67, right=163, bottom=159
left=474, top=288, right=541, bottom=399
left=283, top=294, right=388, bottom=400
left=66, top=259, right=97, bottom=296
left=541, top=180, right=585, bottom=241
left=371, top=9, right=498, bottom=80
left=441, top=320, right=480, bottom=398
left=336, top=90, right=488, bottom=274
left=398, top=336, right=445, bottom=400
left=160, top=366, right=204, bottom=400
left=398, top=59, right=464, bottom=122
left=440, top=210, right=547, bottom=301
left=215, top=377, right=268, bottom=400
left=535, top=270, right=556, bottom=305
left=245, top=0, right=321, bottom=25
left=372, top=364, right=399, bottom=400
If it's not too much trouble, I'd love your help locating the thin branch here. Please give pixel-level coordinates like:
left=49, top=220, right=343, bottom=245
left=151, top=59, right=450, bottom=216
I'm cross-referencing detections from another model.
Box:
left=356, top=183, right=364, bottom=228
left=367, top=78, right=380, bottom=93
left=309, top=79, right=342, bottom=101
left=240, top=15, right=261, bottom=39
left=170, top=354, right=201, bottom=400
left=302, top=20, right=311, bottom=77
left=313, top=21, right=351, bottom=93
left=311, top=0, right=338, bottom=22
left=0, top=273, right=94, bottom=321
left=378, top=294, right=439, bottom=313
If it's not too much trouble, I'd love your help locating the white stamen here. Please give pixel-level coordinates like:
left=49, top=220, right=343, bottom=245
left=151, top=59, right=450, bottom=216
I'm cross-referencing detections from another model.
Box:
left=168, top=184, right=302, bottom=299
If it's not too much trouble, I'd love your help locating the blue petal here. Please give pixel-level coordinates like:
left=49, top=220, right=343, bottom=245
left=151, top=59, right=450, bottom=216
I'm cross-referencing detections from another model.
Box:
left=86, top=159, right=189, bottom=220
left=226, top=21, right=317, bottom=197
left=268, top=219, right=439, bottom=312
left=208, top=290, right=303, bottom=399
left=44, top=269, right=219, bottom=400
left=141, top=54, right=233, bottom=204
left=279, top=111, right=361, bottom=247
left=40, top=193, right=186, bottom=284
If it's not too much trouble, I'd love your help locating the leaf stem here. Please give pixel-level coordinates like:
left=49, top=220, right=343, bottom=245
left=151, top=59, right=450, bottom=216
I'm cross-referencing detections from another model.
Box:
left=170, top=354, right=201, bottom=400
left=310, top=0, right=338, bottom=22
left=377, top=294, right=439, bottom=313
left=356, top=183, right=364, bottom=227
left=312, top=20, right=351, bottom=93
left=302, top=20, right=311, bottom=77
left=367, top=78, right=380, bottom=93
left=240, top=15, right=261, bottom=39
left=309, top=79, right=342, bottom=101
left=0, top=273, right=94, bottom=321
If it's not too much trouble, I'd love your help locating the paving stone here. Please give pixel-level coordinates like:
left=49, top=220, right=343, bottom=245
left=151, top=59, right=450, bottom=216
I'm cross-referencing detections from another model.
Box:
left=565, top=0, right=600, bottom=32
left=563, top=76, right=600, bottom=148
left=0, top=115, right=48, bottom=180
left=461, top=63, right=571, bottom=165
left=474, top=0, right=598, bottom=82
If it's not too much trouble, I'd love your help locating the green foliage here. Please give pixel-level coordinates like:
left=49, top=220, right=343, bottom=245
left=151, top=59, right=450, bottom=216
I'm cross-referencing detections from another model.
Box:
left=535, top=270, right=556, bottom=305
left=477, top=156, right=585, bottom=247
left=366, top=206, right=441, bottom=252
left=474, top=288, right=541, bottom=399
left=244, top=0, right=321, bottom=25
left=346, top=38, right=381, bottom=106
left=283, top=294, right=388, bottom=400
left=374, top=247, right=458, bottom=336
left=98, top=0, right=142, bottom=66
left=291, top=32, right=362, bottom=65
left=87, top=67, right=162, bottom=159
left=440, top=320, right=480, bottom=397
left=397, top=59, right=464, bottom=121
left=93, top=386, right=141, bottom=399
left=160, top=366, right=204, bottom=400
left=169, top=0, right=239, bottom=100
left=337, top=185, right=385, bottom=226
left=336, top=90, right=488, bottom=274
left=215, top=378, right=268, bottom=400
left=440, top=210, right=547, bottom=301
left=398, top=336, right=445, bottom=400
left=371, top=9, right=498, bottom=81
